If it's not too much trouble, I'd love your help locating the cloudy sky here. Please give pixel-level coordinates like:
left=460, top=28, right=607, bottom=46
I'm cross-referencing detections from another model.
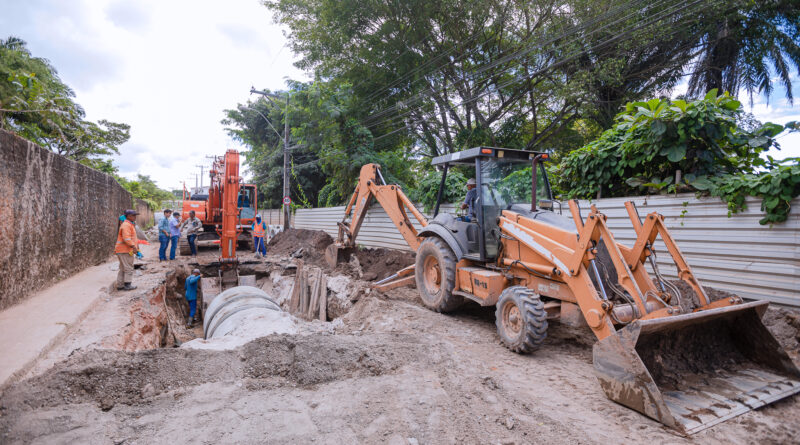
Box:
left=0, top=0, right=307, bottom=191
left=1, top=0, right=798, bottom=192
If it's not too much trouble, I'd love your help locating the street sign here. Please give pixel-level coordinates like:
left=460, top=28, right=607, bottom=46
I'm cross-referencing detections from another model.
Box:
left=283, top=196, right=292, bottom=205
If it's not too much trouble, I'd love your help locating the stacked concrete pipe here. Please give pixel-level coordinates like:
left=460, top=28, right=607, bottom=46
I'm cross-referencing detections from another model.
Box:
left=203, top=286, right=282, bottom=339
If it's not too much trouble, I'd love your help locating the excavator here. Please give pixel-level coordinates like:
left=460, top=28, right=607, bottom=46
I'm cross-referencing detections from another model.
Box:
left=185, top=149, right=256, bottom=290
left=180, top=151, right=258, bottom=256
left=326, top=147, right=800, bottom=435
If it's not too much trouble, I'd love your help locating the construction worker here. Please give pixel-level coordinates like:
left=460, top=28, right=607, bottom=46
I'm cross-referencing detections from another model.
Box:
left=115, top=209, right=140, bottom=291
left=460, top=178, right=478, bottom=221
left=168, top=211, right=181, bottom=260
left=252, top=214, right=267, bottom=256
left=184, top=269, right=202, bottom=327
left=158, top=209, right=172, bottom=261
left=180, top=210, right=202, bottom=256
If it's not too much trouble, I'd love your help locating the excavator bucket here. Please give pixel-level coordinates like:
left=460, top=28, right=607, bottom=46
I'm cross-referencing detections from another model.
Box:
left=593, top=300, right=800, bottom=435
left=325, top=243, right=354, bottom=269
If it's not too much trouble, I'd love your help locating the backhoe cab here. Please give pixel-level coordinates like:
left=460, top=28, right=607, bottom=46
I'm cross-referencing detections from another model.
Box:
left=329, top=148, right=800, bottom=435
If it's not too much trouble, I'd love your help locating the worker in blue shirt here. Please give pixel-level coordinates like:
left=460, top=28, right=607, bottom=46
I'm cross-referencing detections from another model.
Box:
left=184, top=269, right=202, bottom=327
left=168, top=212, right=181, bottom=260
left=158, top=209, right=172, bottom=261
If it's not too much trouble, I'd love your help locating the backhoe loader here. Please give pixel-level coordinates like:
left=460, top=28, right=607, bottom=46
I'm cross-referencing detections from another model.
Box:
left=326, top=147, right=800, bottom=435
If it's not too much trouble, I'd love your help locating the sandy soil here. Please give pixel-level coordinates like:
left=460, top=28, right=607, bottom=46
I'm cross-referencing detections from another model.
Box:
left=1, top=232, right=798, bottom=444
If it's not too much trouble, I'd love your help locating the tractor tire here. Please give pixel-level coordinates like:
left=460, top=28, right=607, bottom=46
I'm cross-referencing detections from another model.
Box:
left=495, top=286, right=548, bottom=354
left=415, top=237, right=463, bottom=312
left=178, top=237, right=191, bottom=256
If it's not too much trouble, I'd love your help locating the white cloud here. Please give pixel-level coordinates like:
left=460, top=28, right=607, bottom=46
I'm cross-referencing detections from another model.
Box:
left=0, top=0, right=308, bottom=191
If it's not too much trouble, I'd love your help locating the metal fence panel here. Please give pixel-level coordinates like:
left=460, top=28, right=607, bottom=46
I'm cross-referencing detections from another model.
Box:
left=292, top=194, right=799, bottom=306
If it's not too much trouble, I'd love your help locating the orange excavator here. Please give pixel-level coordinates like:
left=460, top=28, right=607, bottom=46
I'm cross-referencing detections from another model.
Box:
left=180, top=151, right=258, bottom=257
left=326, top=148, right=800, bottom=435
left=183, top=149, right=255, bottom=290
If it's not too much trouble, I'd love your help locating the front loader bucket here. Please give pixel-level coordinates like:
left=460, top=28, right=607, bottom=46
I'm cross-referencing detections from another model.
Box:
left=325, top=244, right=354, bottom=268
left=593, top=300, right=800, bottom=435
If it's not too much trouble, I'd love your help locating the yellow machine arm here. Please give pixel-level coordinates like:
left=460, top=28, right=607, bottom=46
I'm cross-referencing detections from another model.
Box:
left=325, top=164, right=428, bottom=268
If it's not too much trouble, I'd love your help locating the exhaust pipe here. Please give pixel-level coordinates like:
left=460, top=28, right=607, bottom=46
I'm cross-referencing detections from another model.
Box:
left=593, top=300, right=800, bottom=435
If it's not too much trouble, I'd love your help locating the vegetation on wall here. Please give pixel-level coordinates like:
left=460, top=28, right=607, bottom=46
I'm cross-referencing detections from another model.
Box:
left=0, top=37, right=130, bottom=166
left=557, top=91, right=798, bottom=223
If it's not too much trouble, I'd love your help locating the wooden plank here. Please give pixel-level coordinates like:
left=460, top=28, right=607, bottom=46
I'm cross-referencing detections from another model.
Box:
left=289, top=263, right=304, bottom=314
left=308, top=269, right=321, bottom=320
left=319, top=275, right=327, bottom=321
left=299, top=269, right=310, bottom=316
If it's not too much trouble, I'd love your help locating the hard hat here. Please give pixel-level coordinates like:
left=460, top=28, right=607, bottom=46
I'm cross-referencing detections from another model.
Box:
left=466, top=178, right=477, bottom=186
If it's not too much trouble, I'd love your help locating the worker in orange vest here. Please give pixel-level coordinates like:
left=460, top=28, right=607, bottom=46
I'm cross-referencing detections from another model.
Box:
left=115, top=209, right=141, bottom=290
left=252, top=214, right=267, bottom=256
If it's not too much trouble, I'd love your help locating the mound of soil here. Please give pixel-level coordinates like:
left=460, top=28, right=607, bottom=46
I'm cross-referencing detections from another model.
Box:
left=0, top=333, right=427, bottom=414
left=352, top=248, right=415, bottom=281
left=763, top=306, right=800, bottom=359
left=268, top=228, right=333, bottom=257
left=267, top=228, right=414, bottom=281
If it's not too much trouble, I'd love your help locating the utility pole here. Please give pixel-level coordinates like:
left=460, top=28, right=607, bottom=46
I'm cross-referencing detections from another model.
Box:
left=282, top=94, right=290, bottom=229
left=195, top=164, right=206, bottom=190
left=190, top=173, right=199, bottom=194
left=249, top=87, right=291, bottom=229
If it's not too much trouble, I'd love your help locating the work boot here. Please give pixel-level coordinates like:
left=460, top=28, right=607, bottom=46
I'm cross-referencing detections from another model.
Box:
left=121, top=283, right=137, bottom=291
left=186, top=317, right=194, bottom=328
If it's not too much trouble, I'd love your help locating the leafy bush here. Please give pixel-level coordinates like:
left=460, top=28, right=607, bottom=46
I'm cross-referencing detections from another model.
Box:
left=556, top=90, right=798, bottom=223
left=709, top=158, right=800, bottom=225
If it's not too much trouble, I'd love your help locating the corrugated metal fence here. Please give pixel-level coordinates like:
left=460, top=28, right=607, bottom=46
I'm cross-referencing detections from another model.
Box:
left=292, top=194, right=799, bottom=307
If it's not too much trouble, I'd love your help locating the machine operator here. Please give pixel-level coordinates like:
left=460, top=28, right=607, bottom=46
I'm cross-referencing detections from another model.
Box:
left=460, top=178, right=477, bottom=222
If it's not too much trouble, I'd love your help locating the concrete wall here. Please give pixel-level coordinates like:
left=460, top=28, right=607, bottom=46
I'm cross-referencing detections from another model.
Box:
left=135, top=199, right=154, bottom=229
left=0, top=130, right=132, bottom=310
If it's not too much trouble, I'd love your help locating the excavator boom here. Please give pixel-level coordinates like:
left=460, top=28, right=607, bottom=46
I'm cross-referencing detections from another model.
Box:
left=325, top=164, right=427, bottom=271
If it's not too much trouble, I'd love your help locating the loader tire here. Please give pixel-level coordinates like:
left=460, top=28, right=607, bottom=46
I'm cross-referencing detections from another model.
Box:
left=415, top=237, right=463, bottom=313
left=495, top=286, right=547, bottom=354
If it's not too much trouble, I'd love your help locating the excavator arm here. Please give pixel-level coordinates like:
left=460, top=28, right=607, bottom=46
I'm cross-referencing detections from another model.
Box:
left=325, top=164, right=428, bottom=272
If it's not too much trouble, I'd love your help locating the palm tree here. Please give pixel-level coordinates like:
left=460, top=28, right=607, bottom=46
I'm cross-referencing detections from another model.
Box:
left=687, top=0, right=800, bottom=104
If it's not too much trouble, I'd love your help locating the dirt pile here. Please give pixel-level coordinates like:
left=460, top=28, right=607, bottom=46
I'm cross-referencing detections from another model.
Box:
left=763, top=306, right=800, bottom=359
left=0, top=333, right=429, bottom=414
left=267, top=228, right=415, bottom=281
left=352, top=247, right=414, bottom=281
left=268, top=228, right=333, bottom=262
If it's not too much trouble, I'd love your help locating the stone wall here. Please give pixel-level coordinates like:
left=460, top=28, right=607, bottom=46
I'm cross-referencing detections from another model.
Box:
left=0, top=130, right=133, bottom=310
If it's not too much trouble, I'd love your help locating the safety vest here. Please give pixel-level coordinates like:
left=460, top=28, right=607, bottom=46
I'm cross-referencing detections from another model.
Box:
left=115, top=220, right=138, bottom=254
left=253, top=221, right=266, bottom=237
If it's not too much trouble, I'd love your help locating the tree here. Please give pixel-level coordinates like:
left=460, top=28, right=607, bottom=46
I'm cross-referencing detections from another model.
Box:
left=224, top=80, right=416, bottom=207
left=0, top=37, right=130, bottom=165
left=118, top=175, right=175, bottom=210
left=264, top=0, right=729, bottom=158
left=686, top=0, right=800, bottom=104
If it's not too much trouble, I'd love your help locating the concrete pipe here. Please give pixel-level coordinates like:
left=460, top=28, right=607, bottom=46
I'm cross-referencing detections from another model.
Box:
left=203, top=286, right=282, bottom=339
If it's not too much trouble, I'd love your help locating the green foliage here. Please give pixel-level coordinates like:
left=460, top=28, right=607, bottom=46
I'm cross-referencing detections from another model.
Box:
left=0, top=37, right=130, bottom=166
left=408, top=169, right=467, bottom=212
left=709, top=158, right=800, bottom=225
left=118, top=175, right=174, bottom=210
left=558, top=92, right=799, bottom=223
